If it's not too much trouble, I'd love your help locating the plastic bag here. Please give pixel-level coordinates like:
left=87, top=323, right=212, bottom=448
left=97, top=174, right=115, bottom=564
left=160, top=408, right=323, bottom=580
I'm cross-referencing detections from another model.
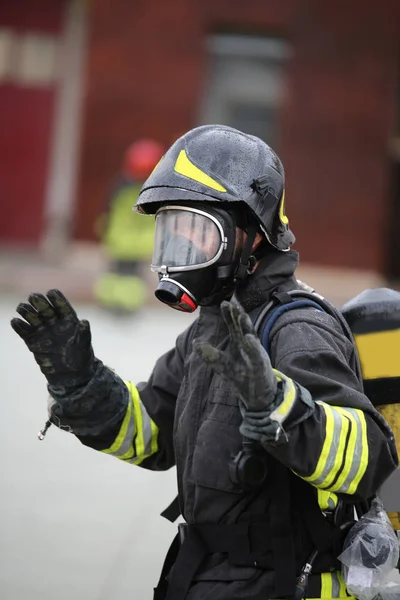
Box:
left=372, top=581, right=400, bottom=600
left=338, top=497, right=399, bottom=600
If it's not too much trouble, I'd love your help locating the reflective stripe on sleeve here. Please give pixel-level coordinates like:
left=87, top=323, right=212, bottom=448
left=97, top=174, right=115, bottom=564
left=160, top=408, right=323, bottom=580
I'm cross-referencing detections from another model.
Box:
left=301, top=402, right=368, bottom=495
left=317, top=489, right=338, bottom=511
left=102, top=382, right=159, bottom=465
left=318, top=571, right=350, bottom=598
left=327, top=406, right=368, bottom=495
left=269, top=369, right=297, bottom=425
left=314, top=571, right=351, bottom=599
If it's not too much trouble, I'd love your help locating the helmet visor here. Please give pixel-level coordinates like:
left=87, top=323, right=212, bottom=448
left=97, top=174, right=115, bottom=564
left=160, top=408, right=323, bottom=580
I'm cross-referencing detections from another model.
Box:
left=152, top=207, right=224, bottom=271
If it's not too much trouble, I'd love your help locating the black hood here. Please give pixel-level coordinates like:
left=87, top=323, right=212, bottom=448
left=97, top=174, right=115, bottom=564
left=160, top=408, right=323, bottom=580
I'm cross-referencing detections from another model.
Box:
left=235, top=249, right=299, bottom=312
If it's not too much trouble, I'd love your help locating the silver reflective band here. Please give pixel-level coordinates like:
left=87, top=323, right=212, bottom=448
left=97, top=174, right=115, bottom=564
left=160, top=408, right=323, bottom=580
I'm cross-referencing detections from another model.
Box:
left=151, top=205, right=226, bottom=273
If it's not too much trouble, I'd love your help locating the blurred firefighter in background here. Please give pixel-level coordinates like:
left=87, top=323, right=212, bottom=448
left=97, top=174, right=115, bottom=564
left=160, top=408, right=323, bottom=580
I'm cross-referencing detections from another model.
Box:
left=94, top=139, right=165, bottom=313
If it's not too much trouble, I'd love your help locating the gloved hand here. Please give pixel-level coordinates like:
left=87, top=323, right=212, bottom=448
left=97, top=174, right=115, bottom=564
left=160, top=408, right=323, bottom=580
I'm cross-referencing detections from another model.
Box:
left=11, top=289, right=96, bottom=390
left=11, top=290, right=129, bottom=436
left=194, top=298, right=278, bottom=412
left=193, top=299, right=312, bottom=444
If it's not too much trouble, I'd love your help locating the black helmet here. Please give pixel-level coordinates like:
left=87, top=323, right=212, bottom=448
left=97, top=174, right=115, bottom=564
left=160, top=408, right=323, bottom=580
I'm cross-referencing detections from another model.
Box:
left=134, top=124, right=295, bottom=251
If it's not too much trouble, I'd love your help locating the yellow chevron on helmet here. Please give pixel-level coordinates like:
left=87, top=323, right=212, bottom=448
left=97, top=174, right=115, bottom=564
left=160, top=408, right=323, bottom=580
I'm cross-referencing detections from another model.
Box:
left=174, top=149, right=227, bottom=193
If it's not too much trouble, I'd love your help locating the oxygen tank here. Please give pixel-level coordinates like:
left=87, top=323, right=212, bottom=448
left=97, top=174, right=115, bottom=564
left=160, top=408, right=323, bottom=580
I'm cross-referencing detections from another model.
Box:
left=341, top=288, right=400, bottom=529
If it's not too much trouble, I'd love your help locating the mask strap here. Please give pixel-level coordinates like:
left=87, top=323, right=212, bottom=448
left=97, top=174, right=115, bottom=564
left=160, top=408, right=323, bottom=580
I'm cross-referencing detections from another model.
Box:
left=235, top=225, right=257, bottom=280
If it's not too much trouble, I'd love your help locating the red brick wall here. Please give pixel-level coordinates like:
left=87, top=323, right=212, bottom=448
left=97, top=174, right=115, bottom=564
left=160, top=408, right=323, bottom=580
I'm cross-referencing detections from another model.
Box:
left=75, top=0, right=205, bottom=238
left=280, top=0, right=400, bottom=271
left=75, top=0, right=294, bottom=240
left=0, top=0, right=65, bottom=245
left=76, top=0, right=400, bottom=272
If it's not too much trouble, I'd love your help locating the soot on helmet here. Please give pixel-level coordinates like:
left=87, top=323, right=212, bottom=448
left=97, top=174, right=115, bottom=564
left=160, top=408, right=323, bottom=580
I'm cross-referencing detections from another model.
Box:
left=151, top=204, right=254, bottom=312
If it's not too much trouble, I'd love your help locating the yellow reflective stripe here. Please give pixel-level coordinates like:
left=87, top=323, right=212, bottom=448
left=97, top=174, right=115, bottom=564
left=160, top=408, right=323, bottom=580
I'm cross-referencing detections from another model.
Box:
left=313, top=571, right=349, bottom=599
left=150, top=155, right=164, bottom=177
left=279, top=189, right=289, bottom=225
left=307, top=571, right=354, bottom=599
left=303, top=404, right=368, bottom=495
left=318, top=410, right=350, bottom=489
left=329, top=407, right=368, bottom=495
left=302, top=403, right=352, bottom=490
left=323, top=406, right=355, bottom=492
left=174, top=149, right=227, bottom=192
left=346, top=408, right=368, bottom=494
left=270, top=369, right=296, bottom=421
left=102, top=382, right=159, bottom=465
left=337, top=571, right=348, bottom=597
left=128, top=382, right=159, bottom=465
left=355, top=329, right=400, bottom=379
left=130, top=382, right=145, bottom=459
left=317, top=489, right=338, bottom=511
left=102, top=398, right=135, bottom=455
left=328, top=407, right=357, bottom=492
left=302, top=403, right=336, bottom=483
left=320, top=573, right=332, bottom=598
left=150, top=418, right=158, bottom=456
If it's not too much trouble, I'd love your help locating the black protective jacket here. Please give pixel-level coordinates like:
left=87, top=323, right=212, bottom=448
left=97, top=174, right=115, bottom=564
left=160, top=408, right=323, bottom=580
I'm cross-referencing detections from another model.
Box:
left=80, top=249, right=398, bottom=599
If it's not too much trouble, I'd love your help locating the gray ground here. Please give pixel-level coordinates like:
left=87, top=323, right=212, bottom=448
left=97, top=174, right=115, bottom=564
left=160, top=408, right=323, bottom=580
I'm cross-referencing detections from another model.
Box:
left=1, top=295, right=194, bottom=600
left=1, top=294, right=399, bottom=600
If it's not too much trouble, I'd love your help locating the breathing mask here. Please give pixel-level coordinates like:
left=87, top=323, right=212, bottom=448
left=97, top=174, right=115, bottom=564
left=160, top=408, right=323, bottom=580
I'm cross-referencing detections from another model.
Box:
left=151, top=205, right=257, bottom=312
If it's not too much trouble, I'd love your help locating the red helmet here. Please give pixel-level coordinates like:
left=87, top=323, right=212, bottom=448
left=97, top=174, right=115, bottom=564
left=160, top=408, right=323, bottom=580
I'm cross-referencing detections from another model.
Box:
left=122, top=139, right=165, bottom=181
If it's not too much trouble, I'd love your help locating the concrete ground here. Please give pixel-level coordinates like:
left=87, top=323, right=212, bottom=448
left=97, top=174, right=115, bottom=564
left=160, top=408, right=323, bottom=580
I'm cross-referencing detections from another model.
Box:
left=2, top=296, right=194, bottom=600
left=1, top=243, right=399, bottom=599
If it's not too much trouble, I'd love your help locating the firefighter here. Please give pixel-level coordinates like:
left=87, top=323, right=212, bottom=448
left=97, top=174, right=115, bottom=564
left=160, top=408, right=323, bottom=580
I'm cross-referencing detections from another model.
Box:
left=11, top=125, right=398, bottom=600
left=94, top=138, right=164, bottom=313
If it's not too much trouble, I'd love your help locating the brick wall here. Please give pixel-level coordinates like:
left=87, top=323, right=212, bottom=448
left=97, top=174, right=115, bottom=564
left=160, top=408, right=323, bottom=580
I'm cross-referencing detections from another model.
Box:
left=76, top=0, right=400, bottom=272
left=280, top=0, right=400, bottom=271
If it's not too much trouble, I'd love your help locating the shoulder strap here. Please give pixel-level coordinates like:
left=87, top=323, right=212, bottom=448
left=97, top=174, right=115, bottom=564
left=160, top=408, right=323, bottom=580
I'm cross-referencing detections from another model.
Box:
left=257, top=297, right=326, bottom=354
left=255, top=290, right=360, bottom=371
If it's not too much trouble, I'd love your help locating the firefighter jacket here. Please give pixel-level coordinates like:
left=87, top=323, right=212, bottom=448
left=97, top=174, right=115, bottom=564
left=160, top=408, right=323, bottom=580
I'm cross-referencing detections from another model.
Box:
left=77, top=248, right=398, bottom=600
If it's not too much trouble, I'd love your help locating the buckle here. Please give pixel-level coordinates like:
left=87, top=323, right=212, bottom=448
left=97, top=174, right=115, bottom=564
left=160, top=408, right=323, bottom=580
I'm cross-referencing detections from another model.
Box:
left=178, top=523, right=188, bottom=544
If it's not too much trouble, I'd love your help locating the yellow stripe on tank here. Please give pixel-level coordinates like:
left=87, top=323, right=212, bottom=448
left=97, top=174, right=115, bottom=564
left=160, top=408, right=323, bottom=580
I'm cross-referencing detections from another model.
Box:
left=355, top=329, right=400, bottom=379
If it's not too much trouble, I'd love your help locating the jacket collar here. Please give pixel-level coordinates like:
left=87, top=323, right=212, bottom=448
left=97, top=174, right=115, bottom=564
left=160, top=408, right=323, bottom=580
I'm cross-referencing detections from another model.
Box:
left=234, top=248, right=299, bottom=312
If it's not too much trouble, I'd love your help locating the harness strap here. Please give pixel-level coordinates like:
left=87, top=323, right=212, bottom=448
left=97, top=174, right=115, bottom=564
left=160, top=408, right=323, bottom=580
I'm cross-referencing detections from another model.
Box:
left=164, top=528, right=207, bottom=600
left=260, top=299, right=325, bottom=351
left=154, top=517, right=293, bottom=600
left=293, top=476, right=333, bottom=554
left=158, top=523, right=250, bottom=600
left=269, top=466, right=297, bottom=596
left=153, top=532, right=180, bottom=600
left=155, top=504, right=304, bottom=600
left=160, top=495, right=181, bottom=523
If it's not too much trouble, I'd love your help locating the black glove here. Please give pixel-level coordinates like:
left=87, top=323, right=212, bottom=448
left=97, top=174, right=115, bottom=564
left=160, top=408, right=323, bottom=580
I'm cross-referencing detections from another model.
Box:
left=193, top=299, right=314, bottom=444
left=11, top=289, right=96, bottom=390
left=193, top=299, right=278, bottom=411
left=11, top=290, right=129, bottom=436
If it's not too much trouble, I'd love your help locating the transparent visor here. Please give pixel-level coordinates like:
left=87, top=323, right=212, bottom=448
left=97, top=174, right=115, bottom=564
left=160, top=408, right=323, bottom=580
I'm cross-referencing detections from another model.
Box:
left=152, top=208, right=224, bottom=271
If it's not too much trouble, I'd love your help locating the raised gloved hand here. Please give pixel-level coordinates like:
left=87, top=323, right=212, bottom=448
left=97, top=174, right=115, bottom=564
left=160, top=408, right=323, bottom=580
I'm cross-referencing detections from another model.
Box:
left=11, top=290, right=96, bottom=390
left=193, top=299, right=307, bottom=443
left=194, top=299, right=277, bottom=411
left=11, top=290, right=128, bottom=435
